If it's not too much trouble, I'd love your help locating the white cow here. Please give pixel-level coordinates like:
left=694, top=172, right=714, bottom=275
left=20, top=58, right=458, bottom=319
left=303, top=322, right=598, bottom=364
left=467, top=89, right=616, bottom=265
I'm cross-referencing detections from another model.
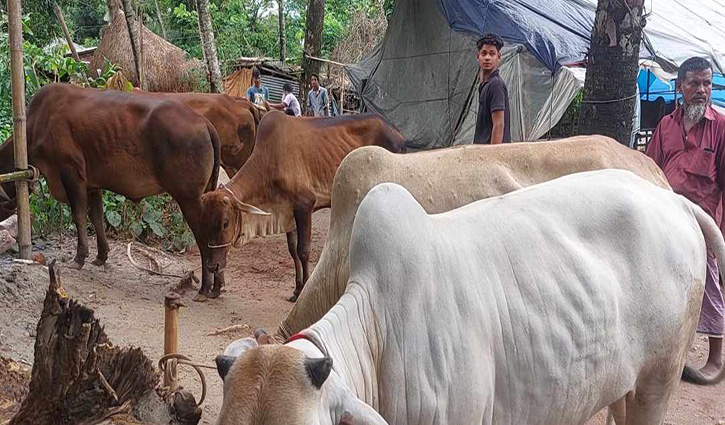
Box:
left=216, top=170, right=722, bottom=425
left=276, top=135, right=670, bottom=341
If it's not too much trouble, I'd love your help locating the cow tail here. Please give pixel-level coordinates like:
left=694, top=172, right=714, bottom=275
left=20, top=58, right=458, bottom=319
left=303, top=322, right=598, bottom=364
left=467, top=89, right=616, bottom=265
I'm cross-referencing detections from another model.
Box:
left=206, top=121, right=221, bottom=192
left=682, top=203, right=725, bottom=385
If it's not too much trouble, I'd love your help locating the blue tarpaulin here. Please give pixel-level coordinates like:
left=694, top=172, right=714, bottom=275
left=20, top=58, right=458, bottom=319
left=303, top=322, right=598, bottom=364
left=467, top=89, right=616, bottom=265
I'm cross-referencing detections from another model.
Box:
left=638, top=70, right=725, bottom=107
left=438, top=0, right=593, bottom=72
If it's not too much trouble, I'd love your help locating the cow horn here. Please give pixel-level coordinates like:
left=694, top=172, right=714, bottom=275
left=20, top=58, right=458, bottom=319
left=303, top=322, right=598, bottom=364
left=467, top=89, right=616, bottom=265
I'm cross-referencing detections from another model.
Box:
left=215, top=355, right=236, bottom=381
left=233, top=200, right=270, bottom=216
left=305, top=356, right=333, bottom=389
left=254, top=328, right=271, bottom=345
left=338, top=397, right=389, bottom=425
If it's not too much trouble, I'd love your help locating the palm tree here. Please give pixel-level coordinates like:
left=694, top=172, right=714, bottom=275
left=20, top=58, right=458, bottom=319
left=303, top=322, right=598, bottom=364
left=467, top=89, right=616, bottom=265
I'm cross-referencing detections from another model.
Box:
left=578, top=0, right=646, bottom=145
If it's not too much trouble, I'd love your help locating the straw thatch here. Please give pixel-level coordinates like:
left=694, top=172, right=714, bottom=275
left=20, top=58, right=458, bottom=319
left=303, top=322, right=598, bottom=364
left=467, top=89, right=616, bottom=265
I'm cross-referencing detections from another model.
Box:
left=90, top=12, right=204, bottom=92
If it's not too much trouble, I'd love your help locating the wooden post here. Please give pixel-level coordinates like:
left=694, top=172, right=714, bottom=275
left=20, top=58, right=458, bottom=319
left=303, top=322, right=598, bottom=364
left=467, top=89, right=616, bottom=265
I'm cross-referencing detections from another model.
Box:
left=8, top=0, right=31, bottom=260
left=164, top=292, right=184, bottom=391
left=340, top=65, right=345, bottom=115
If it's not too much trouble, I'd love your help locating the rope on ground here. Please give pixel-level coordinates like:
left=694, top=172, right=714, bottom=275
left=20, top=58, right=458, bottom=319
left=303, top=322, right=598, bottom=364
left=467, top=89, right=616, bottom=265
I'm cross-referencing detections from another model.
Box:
left=158, top=353, right=210, bottom=407
left=126, top=241, right=186, bottom=279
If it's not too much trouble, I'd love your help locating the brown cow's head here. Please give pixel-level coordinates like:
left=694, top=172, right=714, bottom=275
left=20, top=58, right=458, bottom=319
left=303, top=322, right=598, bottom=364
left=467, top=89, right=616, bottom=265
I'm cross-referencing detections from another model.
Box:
left=201, top=186, right=268, bottom=273
left=215, top=337, right=387, bottom=425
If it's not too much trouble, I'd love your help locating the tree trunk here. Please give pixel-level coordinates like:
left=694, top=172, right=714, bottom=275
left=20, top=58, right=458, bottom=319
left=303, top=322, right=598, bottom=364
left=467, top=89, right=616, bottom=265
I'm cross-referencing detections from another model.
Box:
left=53, top=2, right=80, bottom=62
left=9, top=262, right=160, bottom=425
left=302, top=0, right=325, bottom=103
left=578, top=0, right=645, bottom=146
left=120, top=0, right=141, bottom=86
left=153, top=0, right=167, bottom=39
left=196, top=0, right=223, bottom=93
left=278, top=0, right=286, bottom=62
left=139, top=4, right=145, bottom=90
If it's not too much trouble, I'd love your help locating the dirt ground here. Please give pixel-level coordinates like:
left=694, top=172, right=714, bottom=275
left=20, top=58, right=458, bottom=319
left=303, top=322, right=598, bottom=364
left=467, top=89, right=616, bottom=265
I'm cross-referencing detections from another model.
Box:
left=0, top=208, right=723, bottom=424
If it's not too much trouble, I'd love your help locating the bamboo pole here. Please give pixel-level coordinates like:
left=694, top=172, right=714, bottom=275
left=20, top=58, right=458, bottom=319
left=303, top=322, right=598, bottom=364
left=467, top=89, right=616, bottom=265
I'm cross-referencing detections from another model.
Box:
left=8, top=0, right=31, bottom=260
left=164, top=292, right=184, bottom=391
left=0, top=169, right=34, bottom=184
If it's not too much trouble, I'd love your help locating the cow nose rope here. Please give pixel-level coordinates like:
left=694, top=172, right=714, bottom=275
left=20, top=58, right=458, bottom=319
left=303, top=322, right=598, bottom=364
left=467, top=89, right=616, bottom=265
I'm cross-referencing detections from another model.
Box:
left=158, top=353, right=214, bottom=407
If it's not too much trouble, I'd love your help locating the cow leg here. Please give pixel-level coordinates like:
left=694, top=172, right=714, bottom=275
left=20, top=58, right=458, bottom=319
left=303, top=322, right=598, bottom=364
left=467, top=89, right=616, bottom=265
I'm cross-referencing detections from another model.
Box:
left=88, top=189, right=110, bottom=266
left=175, top=196, right=213, bottom=302
left=286, top=230, right=303, bottom=302
left=61, top=171, right=89, bottom=269
left=291, top=198, right=314, bottom=302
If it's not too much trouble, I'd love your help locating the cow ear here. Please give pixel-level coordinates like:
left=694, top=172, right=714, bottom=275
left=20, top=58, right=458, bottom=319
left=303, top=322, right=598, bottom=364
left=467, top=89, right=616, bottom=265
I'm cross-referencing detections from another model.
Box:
left=215, top=355, right=236, bottom=381
left=232, top=199, right=270, bottom=216
left=305, top=356, right=333, bottom=389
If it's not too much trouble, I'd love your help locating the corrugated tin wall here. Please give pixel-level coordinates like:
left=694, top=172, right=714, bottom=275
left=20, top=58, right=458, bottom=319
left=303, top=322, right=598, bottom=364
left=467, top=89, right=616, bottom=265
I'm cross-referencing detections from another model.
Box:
left=262, top=75, right=300, bottom=103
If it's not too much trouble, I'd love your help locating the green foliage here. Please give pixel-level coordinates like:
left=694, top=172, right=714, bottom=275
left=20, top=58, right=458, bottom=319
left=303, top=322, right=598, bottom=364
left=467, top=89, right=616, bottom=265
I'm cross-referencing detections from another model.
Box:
left=30, top=179, right=195, bottom=251
left=0, top=0, right=398, bottom=252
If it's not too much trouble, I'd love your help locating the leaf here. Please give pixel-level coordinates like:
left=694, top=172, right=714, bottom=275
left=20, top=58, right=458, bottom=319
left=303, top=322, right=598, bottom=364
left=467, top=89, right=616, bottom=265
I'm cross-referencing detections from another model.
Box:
left=130, top=221, right=144, bottom=237
left=105, top=210, right=122, bottom=228
left=124, top=81, right=134, bottom=92
left=148, top=220, right=166, bottom=238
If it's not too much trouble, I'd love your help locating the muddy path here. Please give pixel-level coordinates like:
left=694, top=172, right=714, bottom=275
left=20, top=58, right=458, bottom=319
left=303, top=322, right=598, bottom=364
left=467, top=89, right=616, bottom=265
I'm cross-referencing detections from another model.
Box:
left=0, top=208, right=723, bottom=424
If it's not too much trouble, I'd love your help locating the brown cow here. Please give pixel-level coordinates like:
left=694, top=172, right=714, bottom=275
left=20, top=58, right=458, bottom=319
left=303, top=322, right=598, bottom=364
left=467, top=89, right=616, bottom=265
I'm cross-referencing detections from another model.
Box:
left=198, top=111, right=407, bottom=302
left=0, top=84, right=222, bottom=291
left=134, top=91, right=263, bottom=176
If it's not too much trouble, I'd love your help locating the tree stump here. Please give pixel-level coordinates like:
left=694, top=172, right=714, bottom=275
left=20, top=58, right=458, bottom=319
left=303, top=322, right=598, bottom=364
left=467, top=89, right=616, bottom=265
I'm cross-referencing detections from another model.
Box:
left=8, top=261, right=179, bottom=425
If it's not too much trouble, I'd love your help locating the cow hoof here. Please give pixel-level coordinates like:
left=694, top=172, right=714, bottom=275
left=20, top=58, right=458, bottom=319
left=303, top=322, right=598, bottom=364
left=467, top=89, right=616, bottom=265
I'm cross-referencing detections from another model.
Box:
left=287, top=294, right=298, bottom=303
left=68, top=260, right=85, bottom=270
left=91, top=257, right=107, bottom=267
left=209, top=290, right=221, bottom=299
left=193, top=293, right=208, bottom=303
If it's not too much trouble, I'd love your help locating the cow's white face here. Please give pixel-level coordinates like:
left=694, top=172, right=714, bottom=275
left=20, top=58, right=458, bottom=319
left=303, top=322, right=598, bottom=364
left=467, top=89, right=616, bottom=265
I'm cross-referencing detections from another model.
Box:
left=215, top=338, right=388, bottom=425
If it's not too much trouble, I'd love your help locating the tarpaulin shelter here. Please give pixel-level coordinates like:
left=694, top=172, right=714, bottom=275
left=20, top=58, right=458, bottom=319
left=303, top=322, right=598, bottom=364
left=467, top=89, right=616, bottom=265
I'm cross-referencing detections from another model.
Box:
left=348, top=0, right=725, bottom=149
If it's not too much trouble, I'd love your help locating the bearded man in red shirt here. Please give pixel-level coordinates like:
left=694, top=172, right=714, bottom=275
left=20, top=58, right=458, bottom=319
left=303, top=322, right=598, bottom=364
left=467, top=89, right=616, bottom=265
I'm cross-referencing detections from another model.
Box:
left=646, top=57, right=725, bottom=384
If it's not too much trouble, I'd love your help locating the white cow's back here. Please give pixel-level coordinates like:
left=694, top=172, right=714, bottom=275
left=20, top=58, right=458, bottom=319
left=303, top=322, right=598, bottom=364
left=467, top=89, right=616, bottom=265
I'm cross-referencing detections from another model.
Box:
left=315, top=170, right=705, bottom=425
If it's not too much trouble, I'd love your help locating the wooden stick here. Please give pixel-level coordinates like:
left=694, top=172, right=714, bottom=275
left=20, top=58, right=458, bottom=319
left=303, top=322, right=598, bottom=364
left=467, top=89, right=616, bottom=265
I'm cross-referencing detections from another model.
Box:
left=206, top=324, right=250, bottom=336
left=7, top=0, right=31, bottom=260
left=164, top=292, right=184, bottom=391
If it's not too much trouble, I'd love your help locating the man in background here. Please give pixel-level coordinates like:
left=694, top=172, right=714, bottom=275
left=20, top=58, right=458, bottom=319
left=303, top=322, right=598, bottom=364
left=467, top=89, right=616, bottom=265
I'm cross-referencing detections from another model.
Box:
left=306, top=74, right=330, bottom=117
left=246, top=67, right=269, bottom=107
left=473, top=33, right=510, bottom=145
left=646, top=56, right=725, bottom=384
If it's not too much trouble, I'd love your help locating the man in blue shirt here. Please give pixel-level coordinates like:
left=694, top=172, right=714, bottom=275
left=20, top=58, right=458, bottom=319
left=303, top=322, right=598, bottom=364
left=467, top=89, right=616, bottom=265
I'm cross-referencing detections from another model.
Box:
left=246, top=67, right=269, bottom=106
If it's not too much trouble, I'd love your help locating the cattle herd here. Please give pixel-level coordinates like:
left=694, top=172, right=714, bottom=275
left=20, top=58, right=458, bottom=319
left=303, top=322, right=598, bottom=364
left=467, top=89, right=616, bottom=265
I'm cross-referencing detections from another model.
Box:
left=0, top=83, right=722, bottom=424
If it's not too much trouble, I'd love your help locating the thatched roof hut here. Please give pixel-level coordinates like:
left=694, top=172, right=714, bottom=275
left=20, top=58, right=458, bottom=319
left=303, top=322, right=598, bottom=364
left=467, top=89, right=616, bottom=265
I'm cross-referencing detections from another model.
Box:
left=90, top=12, right=204, bottom=92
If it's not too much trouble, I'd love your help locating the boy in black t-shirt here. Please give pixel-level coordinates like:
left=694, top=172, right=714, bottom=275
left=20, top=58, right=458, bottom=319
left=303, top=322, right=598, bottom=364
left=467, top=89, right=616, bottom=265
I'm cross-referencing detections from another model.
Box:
left=473, top=33, right=511, bottom=145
